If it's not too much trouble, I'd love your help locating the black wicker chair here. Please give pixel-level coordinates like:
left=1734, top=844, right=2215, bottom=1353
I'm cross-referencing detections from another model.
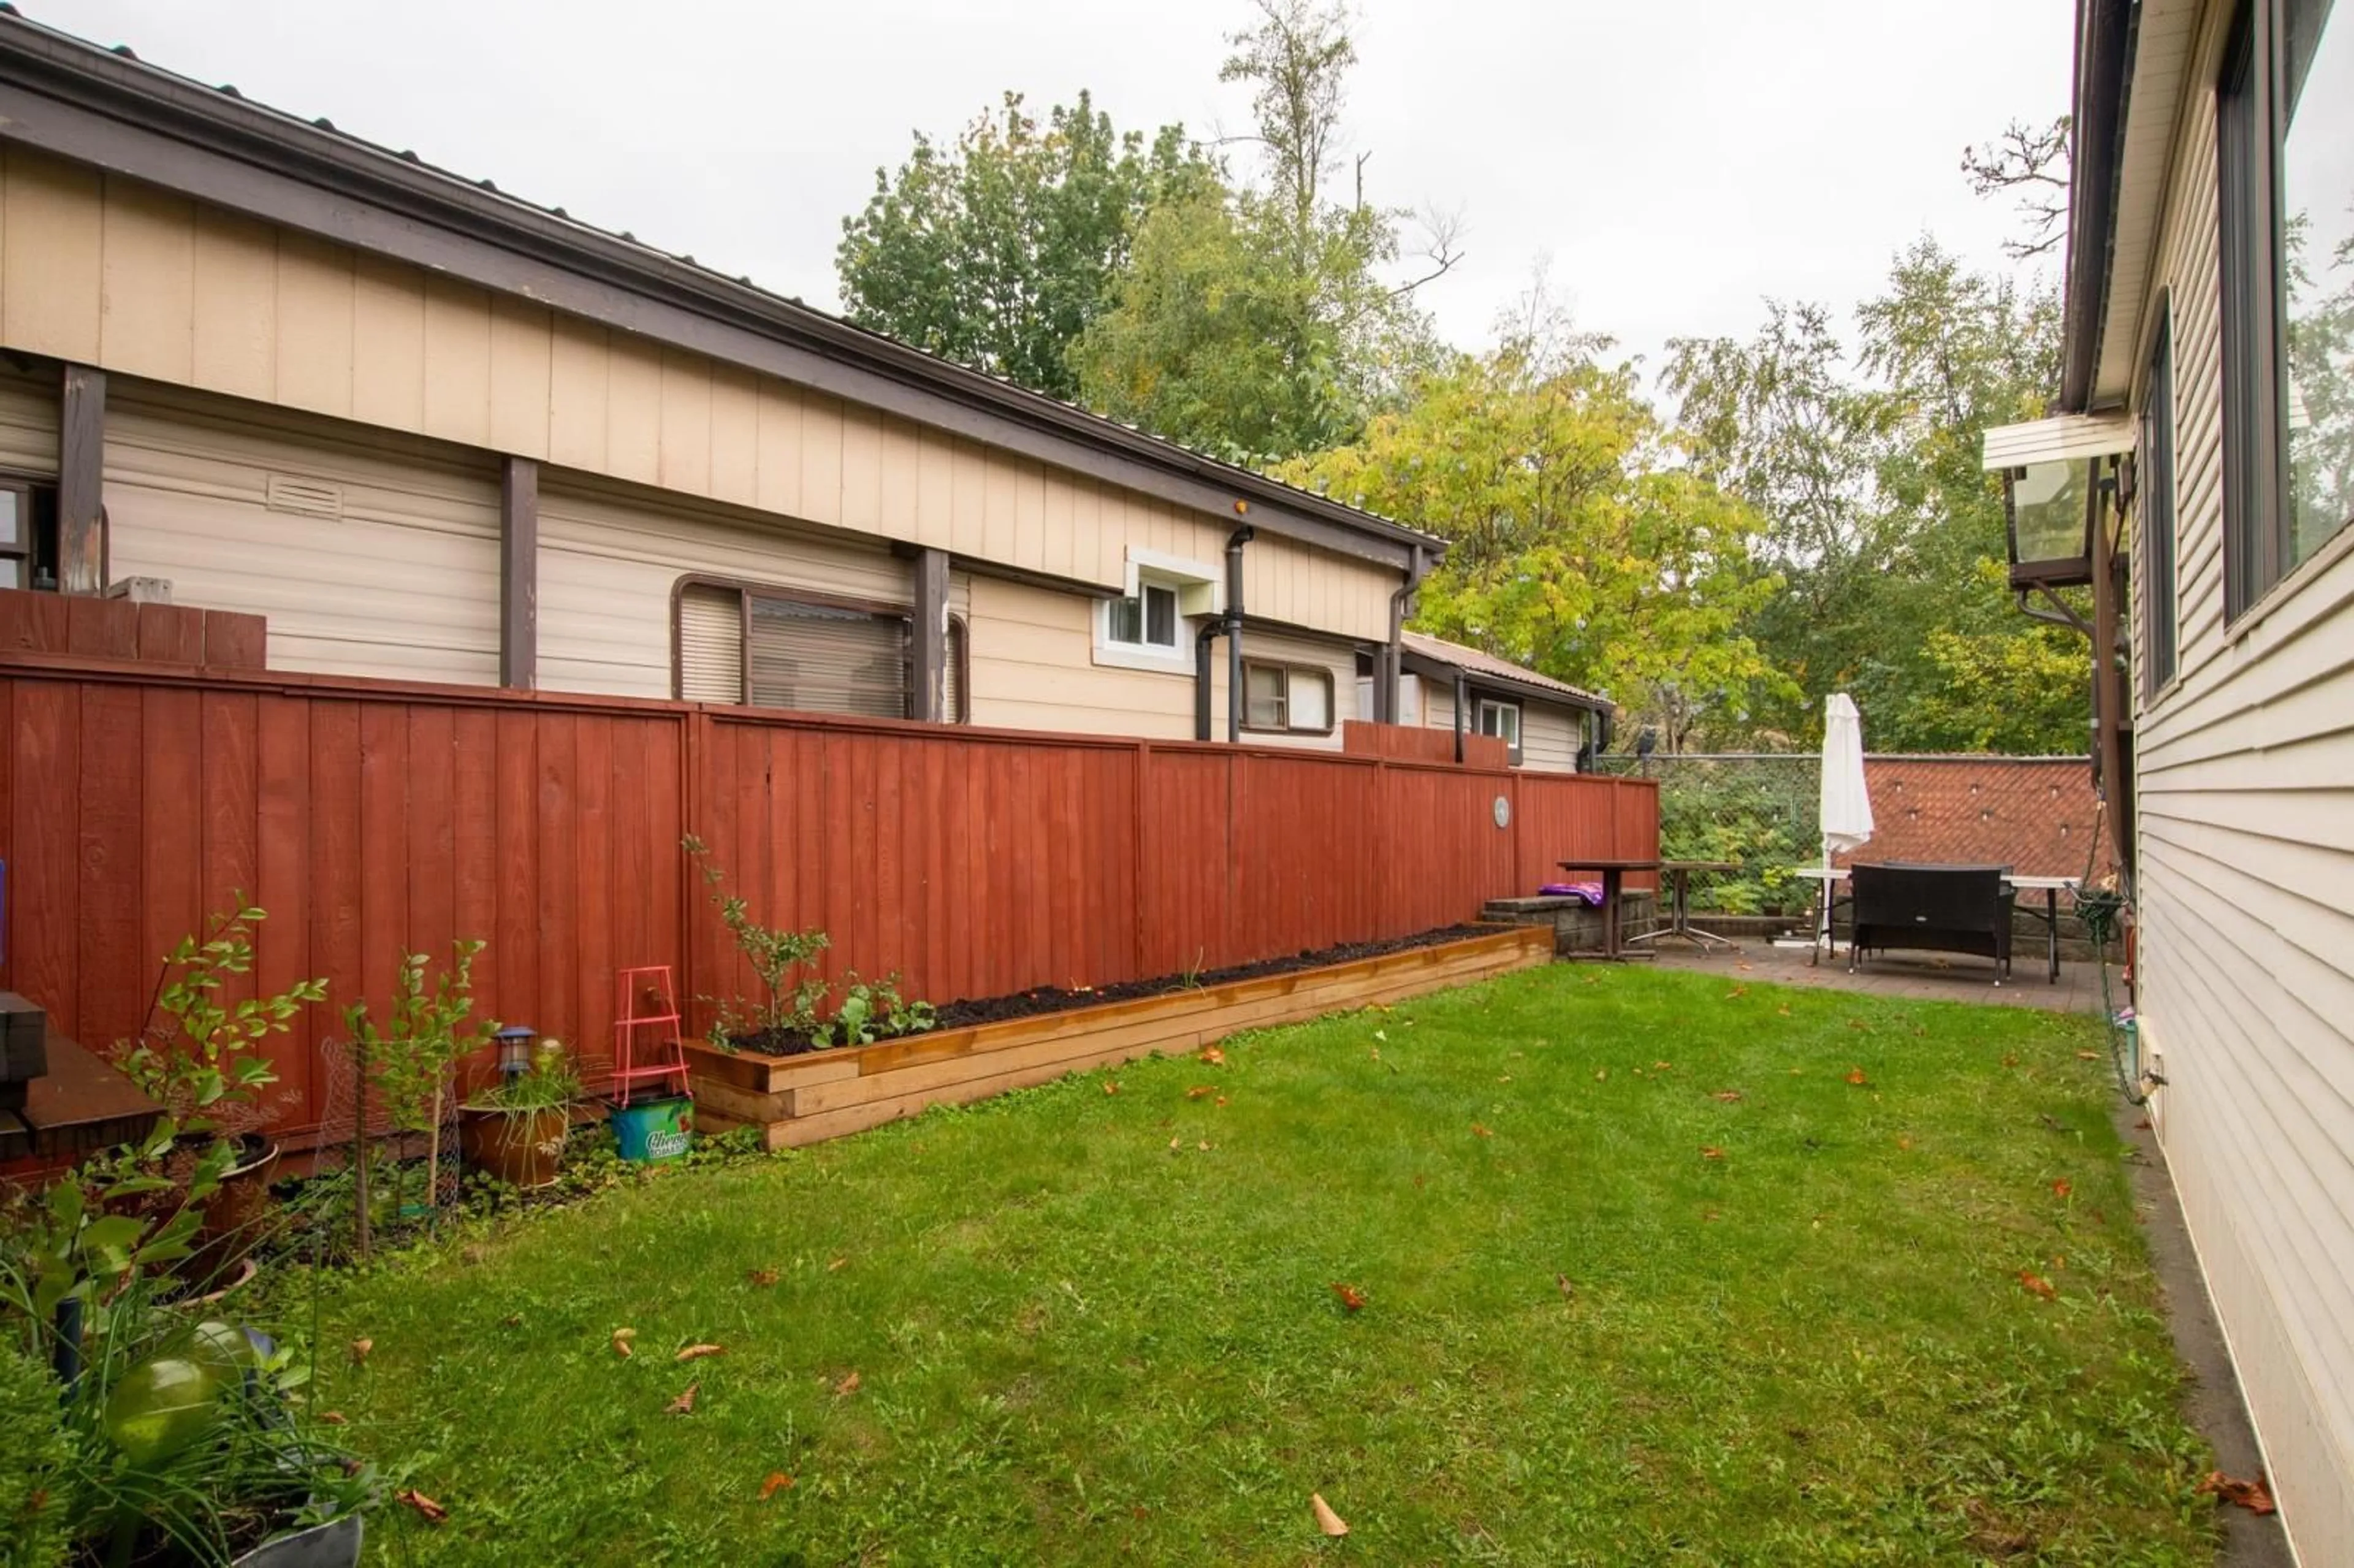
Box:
left=1847, top=863, right=2014, bottom=983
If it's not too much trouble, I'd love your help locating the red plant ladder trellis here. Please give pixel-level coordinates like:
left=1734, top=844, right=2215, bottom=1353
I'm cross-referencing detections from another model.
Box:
left=611, top=965, right=690, bottom=1106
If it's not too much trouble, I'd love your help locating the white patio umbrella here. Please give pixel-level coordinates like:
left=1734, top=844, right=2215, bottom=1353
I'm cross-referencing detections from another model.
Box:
left=1818, top=693, right=1875, bottom=951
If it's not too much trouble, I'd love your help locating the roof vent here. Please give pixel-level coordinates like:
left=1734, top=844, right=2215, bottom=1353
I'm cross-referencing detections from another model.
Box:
left=265, top=474, right=343, bottom=520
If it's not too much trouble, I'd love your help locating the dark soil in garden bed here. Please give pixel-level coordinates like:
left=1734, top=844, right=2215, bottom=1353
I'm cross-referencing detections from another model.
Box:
left=723, top=923, right=1496, bottom=1057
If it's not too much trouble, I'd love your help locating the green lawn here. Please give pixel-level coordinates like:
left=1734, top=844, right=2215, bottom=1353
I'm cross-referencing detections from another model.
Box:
left=308, top=964, right=2217, bottom=1566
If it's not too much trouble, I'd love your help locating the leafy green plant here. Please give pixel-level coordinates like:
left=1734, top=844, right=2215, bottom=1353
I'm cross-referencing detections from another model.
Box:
left=2, top=1124, right=216, bottom=1330
left=809, top=973, right=934, bottom=1050
left=346, top=940, right=497, bottom=1214
left=464, top=1038, right=582, bottom=1116
left=0, top=1326, right=72, bottom=1567
left=118, top=902, right=328, bottom=1141
left=684, top=835, right=831, bottom=1045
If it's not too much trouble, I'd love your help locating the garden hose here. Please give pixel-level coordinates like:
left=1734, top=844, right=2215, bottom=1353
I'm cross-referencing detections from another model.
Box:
left=2074, top=799, right=2154, bottom=1108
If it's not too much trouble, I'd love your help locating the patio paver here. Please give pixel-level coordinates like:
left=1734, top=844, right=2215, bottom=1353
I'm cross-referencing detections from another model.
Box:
left=1639, top=938, right=2108, bottom=1014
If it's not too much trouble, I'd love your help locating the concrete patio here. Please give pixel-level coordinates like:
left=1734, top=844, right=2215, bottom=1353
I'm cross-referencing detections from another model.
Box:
left=1636, top=937, right=2111, bottom=1014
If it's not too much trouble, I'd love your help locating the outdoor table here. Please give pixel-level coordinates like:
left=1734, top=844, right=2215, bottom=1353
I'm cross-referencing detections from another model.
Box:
left=1556, top=858, right=1661, bottom=961
left=1627, top=860, right=1741, bottom=953
left=1789, top=866, right=1850, bottom=966
left=2008, top=875, right=2081, bottom=984
left=1791, top=866, right=2078, bottom=982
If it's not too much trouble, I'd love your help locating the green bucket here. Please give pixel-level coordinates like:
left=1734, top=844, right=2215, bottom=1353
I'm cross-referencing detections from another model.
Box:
left=608, top=1096, right=694, bottom=1163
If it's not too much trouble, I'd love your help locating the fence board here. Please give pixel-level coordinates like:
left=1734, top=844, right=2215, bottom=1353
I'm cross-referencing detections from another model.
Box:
left=0, top=657, right=1651, bottom=1144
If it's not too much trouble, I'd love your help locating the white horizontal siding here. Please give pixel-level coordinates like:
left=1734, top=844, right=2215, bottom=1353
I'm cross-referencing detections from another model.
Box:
left=1520, top=700, right=1583, bottom=772
left=2130, top=6, right=2354, bottom=1556
left=0, top=362, right=56, bottom=473
left=101, top=386, right=500, bottom=682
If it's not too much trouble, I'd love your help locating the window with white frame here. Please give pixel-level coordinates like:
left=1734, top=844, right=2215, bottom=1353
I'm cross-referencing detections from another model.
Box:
left=1241, top=660, right=1335, bottom=735
left=1103, top=579, right=1181, bottom=652
left=1476, top=698, right=1522, bottom=756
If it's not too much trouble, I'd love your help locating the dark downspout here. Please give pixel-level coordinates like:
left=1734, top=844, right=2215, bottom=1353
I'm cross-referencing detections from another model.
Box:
left=1452, top=671, right=1468, bottom=764
left=1194, top=618, right=1220, bottom=741
left=1225, top=525, right=1254, bottom=743
left=1381, top=544, right=1428, bottom=723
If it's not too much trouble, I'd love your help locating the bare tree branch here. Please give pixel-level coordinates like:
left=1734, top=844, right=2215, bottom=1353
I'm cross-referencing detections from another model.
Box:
left=1962, top=115, right=2073, bottom=260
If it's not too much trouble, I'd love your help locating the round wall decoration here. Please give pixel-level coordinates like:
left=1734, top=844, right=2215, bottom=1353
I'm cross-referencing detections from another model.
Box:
left=1492, top=794, right=1512, bottom=829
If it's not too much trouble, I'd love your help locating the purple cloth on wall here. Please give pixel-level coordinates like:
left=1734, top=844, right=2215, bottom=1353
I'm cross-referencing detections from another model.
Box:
left=1538, top=881, right=1605, bottom=906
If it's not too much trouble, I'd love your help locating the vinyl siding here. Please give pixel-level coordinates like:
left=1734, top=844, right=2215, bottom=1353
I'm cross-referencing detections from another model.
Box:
left=0, top=143, right=1397, bottom=644
left=101, top=384, right=501, bottom=683
left=1418, top=680, right=1586, bottom=771
left=0, top=361, right=57, bottom=472
left=2128, top=5, right=2354, bottom=1556
left=535, top=478, right=964, bottom=700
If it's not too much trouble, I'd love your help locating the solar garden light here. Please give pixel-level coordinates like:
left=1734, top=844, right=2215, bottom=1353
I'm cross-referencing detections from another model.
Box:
left=494, top=1024, right=537, bottom=1083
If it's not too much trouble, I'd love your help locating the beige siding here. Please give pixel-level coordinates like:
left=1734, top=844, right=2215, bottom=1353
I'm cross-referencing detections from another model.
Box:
left=1521, top=701, right=1584, bottom=772
left=0, top=144, right=1395, bottom=644
left=2128, top=6, right=2354, bottom=1558
left=536, top=478, right=959, bottom=700
left=1238, top=630, right=1357, bottom=753
left=0, top=361, right=57, bottom=473
left=102, top=386, right=501, bottom=682
left=965, top=576, right=1195, bottom=739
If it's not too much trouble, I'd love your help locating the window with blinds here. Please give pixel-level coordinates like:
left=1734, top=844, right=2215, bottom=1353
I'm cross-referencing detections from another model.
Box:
left=674, top=579, right=966, bottom=722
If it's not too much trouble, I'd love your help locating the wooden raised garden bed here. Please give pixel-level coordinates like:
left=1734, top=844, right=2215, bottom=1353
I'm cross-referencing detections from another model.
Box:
left=688, top=924, right=1553, bottom=1149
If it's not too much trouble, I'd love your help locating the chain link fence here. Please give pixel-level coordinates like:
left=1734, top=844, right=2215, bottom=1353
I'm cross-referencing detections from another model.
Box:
left=1593, top=754, right=1821, bottom=917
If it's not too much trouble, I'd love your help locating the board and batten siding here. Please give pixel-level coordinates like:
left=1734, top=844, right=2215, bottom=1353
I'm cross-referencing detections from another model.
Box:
left=2128, top=6, right=2354, bottom=1556
left=0, top=143, right=1395, bottom=645
left=964, top=576, right=1363, bottom=748
left=101, top=385, right=503, bottom=683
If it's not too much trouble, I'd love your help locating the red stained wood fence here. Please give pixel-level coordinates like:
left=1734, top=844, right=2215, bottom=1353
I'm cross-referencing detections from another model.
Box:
left=0, top=653, right=1654, bottom=1144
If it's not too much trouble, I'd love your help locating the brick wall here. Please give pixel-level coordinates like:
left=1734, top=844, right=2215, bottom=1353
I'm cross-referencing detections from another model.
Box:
left=1839, top=756, right=2112, bottom=883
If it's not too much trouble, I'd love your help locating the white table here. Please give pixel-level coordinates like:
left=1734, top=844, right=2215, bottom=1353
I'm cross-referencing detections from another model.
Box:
left=1789, top=867, right=2080, bottom=981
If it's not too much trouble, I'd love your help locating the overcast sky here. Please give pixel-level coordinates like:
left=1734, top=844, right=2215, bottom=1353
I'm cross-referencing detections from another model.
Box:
left=36, top=0, right=2074, bottom=394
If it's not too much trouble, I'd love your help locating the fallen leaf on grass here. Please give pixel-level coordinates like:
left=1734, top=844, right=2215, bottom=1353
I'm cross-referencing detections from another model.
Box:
left=1713, top=1090, right=1743, bottom=1103
left=1186, top=1085, right=1216, bottom=1100
left=676, top=1344, right=726, bottom=1363
left=1845, top=1068, right=1869, bottom=1086
left=1169, top=1136, right=1181, bottom=1151
left=1701, top=1146, right=1726, bottom=1161
left=2018, top=1269, right=2057, bottom=1301
left=1775, top=1004, right=1791, bottom=1017
left=1594, top=1067, right=1608, bottom=1082
left=1199, top=1047, right=1227, bottom=1067
left=2052, top=1179, right=2073, bottom=1198
left=2001, top=1053, right=2021, bottom=1068
left=760, top=1472, right=795, bottom=1500
left=1471, top=1123, right=1494, bottom=1138
left=1897, top=1135, right=1915, bottom=1152
left=319, top=1411, right=347, bottom=1425
left=2196, top=1471, right=2276, bottom=1515
left=1103, top=1080, right=1120, bottom=1095
left=1311, top=1494, right=1349, bottom=1537
left=612, top=1328, right=636, bottom=1358
left=1373, top=1029, right=1388, bottom=1043
left=1653, top=1060, right=1673, bottom=1072
left=397, top=1490, right=448, bottom=1524
left=1215, top=1096, right=1228, bottom=1108
left=349, top=1339, right=372, bottom=1364
left=1725, top=986, right=1748, bottom=999
left=747, top=1269, right=779, bottom=1288
left=666, top=1382, right=698, bottom=1415
left=1331, top=1282, right=1366, bottom=1312
left=1198, top=1140, right=1213, bottom=1151
left=1555, top=1274, right=1575, bottom=1301
left=2075, top=1049, right=2101, bottom=1060
left=1846, top=1018, right=1871, bottom=1032
left=834, top=1371, right=861, bottom=1398
left=827, top=1257, right=849, bottom=1273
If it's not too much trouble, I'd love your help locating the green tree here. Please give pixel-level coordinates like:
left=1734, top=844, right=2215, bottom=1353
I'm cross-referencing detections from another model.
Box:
left=836, top=93, right=1216, bottom=402
left=1070, top=0, right=1451, bottom=462
left=1284, top=333, right=1791, bottom=742
left=1665, top=238, right=2078, bottom=753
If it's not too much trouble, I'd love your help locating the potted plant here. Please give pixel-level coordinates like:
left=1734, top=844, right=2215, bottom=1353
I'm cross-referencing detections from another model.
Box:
left=115, top=903, right=328, bottom=1289
left=1, top=1152, right=375, bottom=1566
left=459, top=1037, right=582, bottom=1190
left=345, top=940, right=496, bottom=1219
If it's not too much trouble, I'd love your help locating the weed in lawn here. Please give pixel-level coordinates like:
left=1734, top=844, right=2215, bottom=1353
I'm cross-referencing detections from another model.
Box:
left=307, top=965, right=2217, bottom=1566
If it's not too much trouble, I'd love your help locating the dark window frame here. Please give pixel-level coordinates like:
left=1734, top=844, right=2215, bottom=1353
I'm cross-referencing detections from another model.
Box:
left=2215, top=0, right=2348, bottom=618
left=668, top=573, right=969, bottom=723
left=2142, top=303, right=2181, bottom=697
left=1238, top=658, right=1336, bottom=737
left=0, top=471, right=61, bottom=593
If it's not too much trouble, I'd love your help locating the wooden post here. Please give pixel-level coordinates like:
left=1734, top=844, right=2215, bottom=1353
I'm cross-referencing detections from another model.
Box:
left=910, top=547, right=949, bottom=721
left=58, top=365, right=105, bottom=595
left=2090, top=474, right=2133, bottom=880
left=500, top=457, right=538, bottom=689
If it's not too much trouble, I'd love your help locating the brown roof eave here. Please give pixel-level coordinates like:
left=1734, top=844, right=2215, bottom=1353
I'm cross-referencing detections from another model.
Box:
left=0, top=13, right=1443, bottom=571
left=1397, top=646, right=1612, bottom=715
left=2059, top=0, right=2138, bottom=413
